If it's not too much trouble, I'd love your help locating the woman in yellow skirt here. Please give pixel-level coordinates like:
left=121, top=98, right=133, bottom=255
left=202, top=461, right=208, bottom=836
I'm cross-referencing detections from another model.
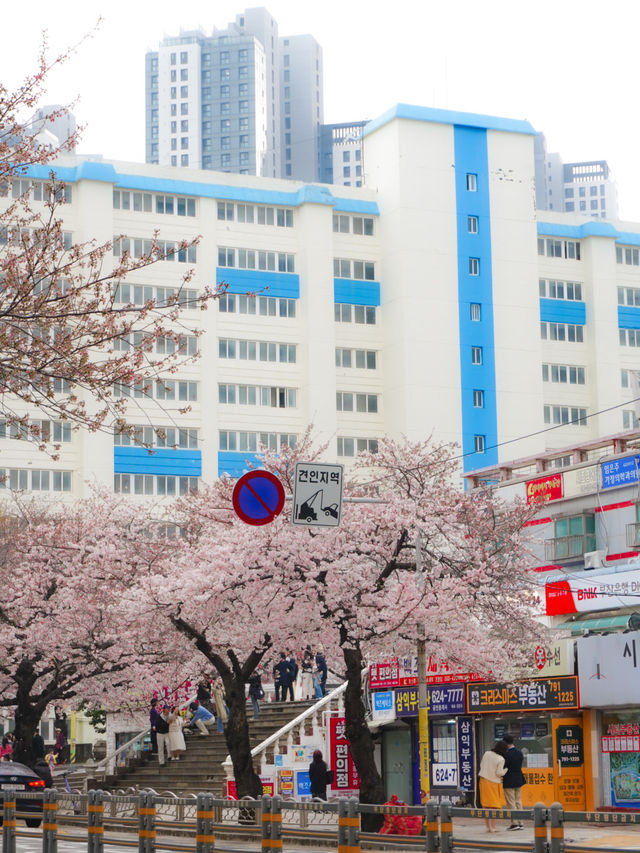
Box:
left=478, top=741, right=508, bottom=832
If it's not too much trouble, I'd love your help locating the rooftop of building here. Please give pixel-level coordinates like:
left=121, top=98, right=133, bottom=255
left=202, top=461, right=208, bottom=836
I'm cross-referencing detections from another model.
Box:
left=362, top=103, right=536, bottom=138
left=537, top=212, right=640, bottom=243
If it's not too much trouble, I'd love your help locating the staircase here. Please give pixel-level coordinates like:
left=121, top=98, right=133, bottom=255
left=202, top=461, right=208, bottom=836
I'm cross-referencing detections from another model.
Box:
left=95, top=701, right=315, bottom=797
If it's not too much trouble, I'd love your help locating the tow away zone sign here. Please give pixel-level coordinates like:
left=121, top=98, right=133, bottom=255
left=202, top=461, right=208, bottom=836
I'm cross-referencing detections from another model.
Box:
left=292, top=462, right=344, bottom=528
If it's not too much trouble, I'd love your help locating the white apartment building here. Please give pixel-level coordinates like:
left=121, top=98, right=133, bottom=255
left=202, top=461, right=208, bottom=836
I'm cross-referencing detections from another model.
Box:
left=3, top=103, right=640, bottom=501
left=145, top=8, right=323, bottom=182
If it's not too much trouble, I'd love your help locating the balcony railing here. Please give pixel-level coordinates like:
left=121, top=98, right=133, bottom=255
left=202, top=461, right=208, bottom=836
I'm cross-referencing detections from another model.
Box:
left=544, top=534, right=596, bottom=562
left=627, top=523, right=640, bottom=548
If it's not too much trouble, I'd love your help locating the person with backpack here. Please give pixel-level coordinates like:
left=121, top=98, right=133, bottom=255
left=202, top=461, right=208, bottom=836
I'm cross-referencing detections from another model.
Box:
left=248, top=671, right=264, bottom=718
left=155, top=705, right=171, bottom=765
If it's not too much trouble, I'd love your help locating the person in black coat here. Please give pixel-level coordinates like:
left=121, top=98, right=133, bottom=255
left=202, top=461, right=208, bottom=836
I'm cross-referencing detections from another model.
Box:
left=309, top=749, right=332, bottom=800
left=315, top=646, right=328, bottom=696
left=274, top=653, right=293, bottom=702
left=502, top=735, right=526, bottom=829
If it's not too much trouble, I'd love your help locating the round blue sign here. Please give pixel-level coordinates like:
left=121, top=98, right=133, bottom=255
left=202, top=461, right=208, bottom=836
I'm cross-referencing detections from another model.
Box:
left=232, top=470, right=285, bottom=526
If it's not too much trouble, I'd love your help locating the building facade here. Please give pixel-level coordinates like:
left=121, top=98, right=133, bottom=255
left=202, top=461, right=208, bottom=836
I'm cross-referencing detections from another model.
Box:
left=145, top=8, right=323, bottom=182
left=318, top=121, right=367, bottom=187
left=3, top=102, right=640, bottom=501
left=535, top=133, right=619, bottom=219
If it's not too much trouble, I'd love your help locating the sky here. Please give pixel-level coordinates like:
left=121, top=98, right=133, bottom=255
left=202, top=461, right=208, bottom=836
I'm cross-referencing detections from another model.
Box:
left=4, top=0, right=640, bottom=219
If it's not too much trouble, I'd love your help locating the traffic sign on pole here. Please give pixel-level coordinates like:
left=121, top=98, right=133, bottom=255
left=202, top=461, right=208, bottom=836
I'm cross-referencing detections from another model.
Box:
left=232, top=470, right=285, bottom=526
left=292, top=462, right=344, bottom=528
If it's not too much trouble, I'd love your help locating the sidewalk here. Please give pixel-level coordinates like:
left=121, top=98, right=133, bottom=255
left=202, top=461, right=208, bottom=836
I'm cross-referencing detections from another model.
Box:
left=450, top=814, right=640, bottom=849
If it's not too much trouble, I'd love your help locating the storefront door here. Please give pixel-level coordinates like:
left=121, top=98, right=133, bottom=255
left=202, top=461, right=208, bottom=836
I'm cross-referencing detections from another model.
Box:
left=382, top=728, right=413, bottom=804
left=552, top=717, right=586, bottom=810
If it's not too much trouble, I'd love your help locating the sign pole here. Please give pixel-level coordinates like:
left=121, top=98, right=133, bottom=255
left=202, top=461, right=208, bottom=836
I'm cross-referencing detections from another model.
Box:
left=416, top=533, right=430, bottom=804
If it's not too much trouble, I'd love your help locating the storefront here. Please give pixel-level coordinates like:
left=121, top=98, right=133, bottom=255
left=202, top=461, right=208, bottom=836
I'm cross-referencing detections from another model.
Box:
left=578, top=631, right=640, bottom=809
left=468, top=675, right=585, bottom=810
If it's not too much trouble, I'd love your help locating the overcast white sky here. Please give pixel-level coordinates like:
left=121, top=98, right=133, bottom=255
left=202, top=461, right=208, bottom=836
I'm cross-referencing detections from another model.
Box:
left=5, top=0, right=640, bottom=218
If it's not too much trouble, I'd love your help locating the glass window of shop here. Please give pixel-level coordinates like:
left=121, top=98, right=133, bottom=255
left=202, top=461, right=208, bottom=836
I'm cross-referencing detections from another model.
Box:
left=431, top=720, right=458, bottom=787
left=601, top=709, right=640, bottom=809
left=481, top=716, right=552, bottom=768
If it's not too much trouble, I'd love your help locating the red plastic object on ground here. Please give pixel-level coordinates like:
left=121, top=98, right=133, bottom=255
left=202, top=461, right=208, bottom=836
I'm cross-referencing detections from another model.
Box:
left=379, top=794, right=423, bottom=835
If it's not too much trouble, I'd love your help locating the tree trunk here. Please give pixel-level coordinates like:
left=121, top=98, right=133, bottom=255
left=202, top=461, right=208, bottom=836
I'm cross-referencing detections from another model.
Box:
left=342, top=645, right=385, bottom=830
left=220, top=668, right=262, bottom=799
left=13, top=665, right=45, bottom=767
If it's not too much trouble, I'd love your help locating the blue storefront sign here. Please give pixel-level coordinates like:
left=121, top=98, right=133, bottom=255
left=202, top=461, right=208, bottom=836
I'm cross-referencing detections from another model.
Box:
left=458, top=716, right=475, bottom=792
left=395, top=683, right=466, bottom=716
left=602, top=456, right=640, bottom=490
left=296, top=770, right=311, bottom=797
left=372, top=690, right=396, bottom=721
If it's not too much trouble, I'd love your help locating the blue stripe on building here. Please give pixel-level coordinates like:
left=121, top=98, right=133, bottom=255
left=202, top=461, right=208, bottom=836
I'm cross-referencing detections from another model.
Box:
left=454, top=125, right=498, bottom=471
left=114, top=447, right=202, bottom=477
left=618, top=306, right=640, bottom=330
left=333, top=279, right=380, bottom=306
left=21, top=162, right=380, bottom=215
left=217, top=451, right=261, bottom=478
left=216, top=268, right=300, bottom=299
left=539, top=298, right=586, bottom=325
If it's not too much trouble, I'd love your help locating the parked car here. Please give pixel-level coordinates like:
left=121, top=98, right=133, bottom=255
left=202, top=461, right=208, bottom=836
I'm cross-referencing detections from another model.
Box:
left=0, top=760, right=48, bottom=827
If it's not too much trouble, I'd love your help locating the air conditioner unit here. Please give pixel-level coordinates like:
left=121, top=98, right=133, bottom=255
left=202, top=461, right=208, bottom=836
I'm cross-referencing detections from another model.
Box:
left=584, top=550, right=606, bottom=569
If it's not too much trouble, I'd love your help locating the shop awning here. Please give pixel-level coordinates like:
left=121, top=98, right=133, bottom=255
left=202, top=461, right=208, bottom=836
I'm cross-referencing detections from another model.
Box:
left=557, top=614, right=632, bottom=634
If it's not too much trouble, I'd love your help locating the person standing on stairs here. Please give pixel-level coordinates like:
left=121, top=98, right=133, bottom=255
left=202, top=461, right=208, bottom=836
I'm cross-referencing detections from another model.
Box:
left=248, top=671, right=264, bottom=718
left=149, top=698, right=160, bottom=755
left=315, top=645, right=328, bottom=696
left=212, top=677, right=229, bottom=733
left=300, top=650, right=314, bottom=700
left=274, top=652, right=293, bottom=702
left=168, top=707, right=186, bottom=760
left=156, top=705, right=171, bottom=765
left=287, top=651, right=299, bottom=700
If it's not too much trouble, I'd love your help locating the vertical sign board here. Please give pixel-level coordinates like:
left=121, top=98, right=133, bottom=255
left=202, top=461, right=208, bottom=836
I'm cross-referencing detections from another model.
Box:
left=329, top=717, right=360, bottom=793
left=457, top=717, right=475, bottom=793
left=292, top=463, right=344, bottom=528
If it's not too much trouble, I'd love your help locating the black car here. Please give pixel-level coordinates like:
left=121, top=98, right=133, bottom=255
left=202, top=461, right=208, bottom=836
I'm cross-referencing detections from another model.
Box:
left=0, top=760, right=48, bottom=828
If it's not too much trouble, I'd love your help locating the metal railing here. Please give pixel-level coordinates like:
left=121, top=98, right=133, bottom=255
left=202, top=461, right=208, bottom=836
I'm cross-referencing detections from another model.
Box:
left=545, top=534, right=597, bottom=561
left=6, top=791, right=640, bottom=852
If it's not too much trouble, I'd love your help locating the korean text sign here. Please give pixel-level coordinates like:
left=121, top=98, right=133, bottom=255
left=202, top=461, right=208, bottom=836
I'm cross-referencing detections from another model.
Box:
left=467, top=677, right=579, bottom=713
left=457, top=717, right=475, bottom=792
left=395, top=683, right=466, bottom=717
left=329, top=717, right=360, bottom=793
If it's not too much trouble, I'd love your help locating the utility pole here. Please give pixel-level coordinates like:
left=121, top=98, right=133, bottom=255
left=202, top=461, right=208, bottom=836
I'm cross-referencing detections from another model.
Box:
left=416, top=534, right=430, bottom=804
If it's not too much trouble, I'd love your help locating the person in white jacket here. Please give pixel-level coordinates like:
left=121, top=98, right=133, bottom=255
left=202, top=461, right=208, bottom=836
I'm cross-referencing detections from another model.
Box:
left=478, top=741, right=508, bottom=832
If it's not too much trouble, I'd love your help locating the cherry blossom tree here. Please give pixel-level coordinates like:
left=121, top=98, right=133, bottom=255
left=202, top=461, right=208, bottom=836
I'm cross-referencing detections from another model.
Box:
left=0, top=40, right=216, bottom=455
left=0, top=493, right=191, bottom=765
left=146, top=430, right=542, bottom=804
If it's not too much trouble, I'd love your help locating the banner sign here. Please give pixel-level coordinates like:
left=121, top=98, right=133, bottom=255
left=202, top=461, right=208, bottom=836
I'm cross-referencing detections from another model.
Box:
left=578, top=632, right=640, bottom=706
left=458, top=717, right=475, bottom=792
left=395, top=683, right=465, bottom=717
left=467, top=677, right=579, bottom=713
left=329, top=717, right=360, bottom=793
left=545, top=567, right=640, bottom=616
left=296, top=770, right=311, bottom=797
left=533, top=640, right=574, bottom=676
left=602, top=736, right=640, bottom=753
left=370, top=656, right=483, bottom=689
left=526, top=473, right=563, bottom=505
left=602, top=456, right=640, bottom=490
left=556, top=725, right=584, bottom=767
left=372, top=690, right=396, bottom=722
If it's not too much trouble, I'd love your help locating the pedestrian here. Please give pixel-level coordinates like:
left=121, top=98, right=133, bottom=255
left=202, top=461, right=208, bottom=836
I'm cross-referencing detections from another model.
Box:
left=272, top=658, right=282, bottom=702
left=287, top=652, right=299, bottom=699
left=54, top=727, right=67, bottom=764
left=309, top=749, right=333, bottom=800
left=312, top=666, right=323, bottom=699
left=212, top=677, right=229, bottom=734
left=54, top=706, right=67, bottom=737
left=197, top=679, right=214, bottom=713
left=315, top=645, right=328, bottom=696
left=0, top=736, right=11, bottom=761
left=502, top=735, right=526, bottom=829
left=248, top=672, right=264, bottom=718
left=168, top=707, right=186, bottom=760
left=300, top=651, right=314, bottom=700
left=274, top=652, right=294, bottom=702
left=185, top=702, right=216, bottom=736
left=149, top=698, right=161, bottom=754
left=155, top=705, right=171, bottom=765
left=478, top=741, right=508, bottom=832
left=32, top=732, right=45, bottom=762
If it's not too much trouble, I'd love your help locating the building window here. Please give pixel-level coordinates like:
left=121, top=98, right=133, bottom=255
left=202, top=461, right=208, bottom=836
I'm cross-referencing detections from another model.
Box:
left=170, top=53, right=176, bottom=65
left=337, top=437, right=378, bottom=457
left=335, top=348, right=377, bottom=369
left=334, top=304, right=376, bottom=325
left=333, top=258, right=375, bottom=280
left=180, top=154, right=189, bottom=166
left=473, top=390, right=484, bottom=408
left=474, top=435, right=485, bottom=453
left=180, top=51, right=188, bottom=63
left=538, top=238, right=581, bottom=260
left=547, top=514, right=595, bottom=560
left=239, top=117, right=249, bottom=130
left=540, top=322, right=584, bottom=343
left=466, top=173, right=477, bottom=192
left=539, top=279, right=583, bottom=301
left=620, top=329, right=640, bottom=347
left=467, top=215, right=478, bottom=234
left=220, top=51, right=229, bottom=63
left=221, top=68, right=231, bottom=81
left=617, top=246, right=640, bottom=266
left=336, top=392, right=378, bottom=414
left=180, top=103, right=188, bottom=115
left=471, top=346, right=483, bottom=365
left=542, top=364, right=586, bottom=384
left=470, top=303, right=481, bottom=322
left=543, top=406, right=588, bottom=426
left=469, top=258, right=479, bottom=276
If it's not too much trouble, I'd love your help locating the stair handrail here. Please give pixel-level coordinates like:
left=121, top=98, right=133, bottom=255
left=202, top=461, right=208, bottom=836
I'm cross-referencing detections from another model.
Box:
left=225, top=669, right=368, bottom=771
left=90, top=689, right=199, bottom=777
